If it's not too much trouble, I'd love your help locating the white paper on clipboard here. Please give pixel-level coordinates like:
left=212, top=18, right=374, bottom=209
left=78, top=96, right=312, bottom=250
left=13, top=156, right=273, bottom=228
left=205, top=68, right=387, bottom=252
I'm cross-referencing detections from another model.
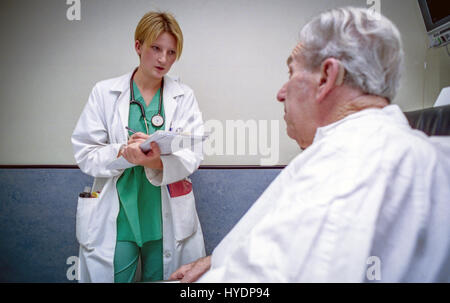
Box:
left=139, top=130, right=208, bottom=154
left=106, top=131, right=208, bottom=170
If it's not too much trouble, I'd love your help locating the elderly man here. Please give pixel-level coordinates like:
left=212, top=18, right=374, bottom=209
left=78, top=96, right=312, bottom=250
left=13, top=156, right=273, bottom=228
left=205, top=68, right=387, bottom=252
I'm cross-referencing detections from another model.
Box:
left=170, top=7, right=450, bottom=282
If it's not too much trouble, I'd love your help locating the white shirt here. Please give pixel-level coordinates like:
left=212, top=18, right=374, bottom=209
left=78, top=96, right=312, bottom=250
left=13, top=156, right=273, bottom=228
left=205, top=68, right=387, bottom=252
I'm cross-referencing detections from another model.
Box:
left=198, top=105, right=450, bottom=282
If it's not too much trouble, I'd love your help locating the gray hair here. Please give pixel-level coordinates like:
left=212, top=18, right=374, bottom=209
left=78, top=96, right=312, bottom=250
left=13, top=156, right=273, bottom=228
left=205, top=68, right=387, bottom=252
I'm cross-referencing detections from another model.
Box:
left=299, top=7, right=404, bottom=102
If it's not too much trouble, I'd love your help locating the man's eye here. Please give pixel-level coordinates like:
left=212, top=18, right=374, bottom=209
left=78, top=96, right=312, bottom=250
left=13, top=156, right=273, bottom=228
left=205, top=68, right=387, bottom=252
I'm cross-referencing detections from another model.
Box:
left=152, top=46, right=160, bottom=51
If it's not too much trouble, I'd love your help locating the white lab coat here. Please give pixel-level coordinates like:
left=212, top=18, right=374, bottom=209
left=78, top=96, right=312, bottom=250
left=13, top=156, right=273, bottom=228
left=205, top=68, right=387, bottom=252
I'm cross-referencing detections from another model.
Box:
left=71, top=72, right=206, bottom=282
left=198, top=105, right=450, bottom=283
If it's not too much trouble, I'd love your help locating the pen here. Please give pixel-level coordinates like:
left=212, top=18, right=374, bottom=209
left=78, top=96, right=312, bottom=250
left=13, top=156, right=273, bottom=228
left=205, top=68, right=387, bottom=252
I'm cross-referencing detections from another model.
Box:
left=126, top=126, right=138, bottom=134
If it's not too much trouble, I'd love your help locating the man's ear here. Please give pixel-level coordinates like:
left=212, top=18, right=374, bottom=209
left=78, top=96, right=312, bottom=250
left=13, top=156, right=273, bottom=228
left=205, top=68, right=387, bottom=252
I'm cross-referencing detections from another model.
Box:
left=316, top=58, right=345, bottom=102
left=335, top=61, right=345, bottom=86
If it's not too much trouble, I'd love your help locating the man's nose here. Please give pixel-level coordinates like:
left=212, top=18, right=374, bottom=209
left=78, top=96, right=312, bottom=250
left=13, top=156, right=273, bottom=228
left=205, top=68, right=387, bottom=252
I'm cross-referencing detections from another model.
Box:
left=277, top=83, right=287, bottom=102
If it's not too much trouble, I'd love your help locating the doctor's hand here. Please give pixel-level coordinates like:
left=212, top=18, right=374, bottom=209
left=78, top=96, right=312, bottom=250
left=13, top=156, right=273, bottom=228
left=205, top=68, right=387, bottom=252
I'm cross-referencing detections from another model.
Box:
left=122, top=141, right=163, bottom=170
left=127, top=132, right=149, bottom=145
left=169, top=255, right=211, bottom=283
left=117, top=132, right=150, bottom=158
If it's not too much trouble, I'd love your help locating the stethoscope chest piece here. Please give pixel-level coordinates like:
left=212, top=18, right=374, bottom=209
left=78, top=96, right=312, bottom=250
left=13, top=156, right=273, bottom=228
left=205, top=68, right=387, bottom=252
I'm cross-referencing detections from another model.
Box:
left=151, top=114, right=164, bottom=128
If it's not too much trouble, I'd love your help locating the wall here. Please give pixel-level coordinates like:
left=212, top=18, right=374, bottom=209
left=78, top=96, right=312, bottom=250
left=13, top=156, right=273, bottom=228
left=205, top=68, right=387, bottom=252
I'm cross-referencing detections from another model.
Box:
left=0, top=167, right=282, bottom=282
left=424, top=46, right=450, bottom=108
left=0, top=0, right=448, bottom=166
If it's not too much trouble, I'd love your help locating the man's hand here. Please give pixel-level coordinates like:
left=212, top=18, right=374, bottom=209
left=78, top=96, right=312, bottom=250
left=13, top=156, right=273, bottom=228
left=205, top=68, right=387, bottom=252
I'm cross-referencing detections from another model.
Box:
left=169, top=256, right=212, bottom=283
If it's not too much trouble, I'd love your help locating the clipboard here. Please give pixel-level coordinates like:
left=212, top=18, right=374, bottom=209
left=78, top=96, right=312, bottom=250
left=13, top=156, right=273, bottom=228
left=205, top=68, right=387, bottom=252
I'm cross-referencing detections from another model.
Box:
left=106, top=131, right=208, bottom=170
left=139, top=130, right=208, bottom=154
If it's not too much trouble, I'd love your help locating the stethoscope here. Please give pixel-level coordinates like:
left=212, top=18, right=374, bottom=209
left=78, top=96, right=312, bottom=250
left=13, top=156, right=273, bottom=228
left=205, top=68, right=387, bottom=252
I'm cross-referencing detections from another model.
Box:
left=129, top=67, right=164, bottom=134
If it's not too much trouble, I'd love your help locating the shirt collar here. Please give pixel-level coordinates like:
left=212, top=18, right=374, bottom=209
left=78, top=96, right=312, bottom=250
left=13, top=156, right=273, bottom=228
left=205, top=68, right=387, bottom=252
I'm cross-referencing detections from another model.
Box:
left=313, top=104, right=409, bottom=144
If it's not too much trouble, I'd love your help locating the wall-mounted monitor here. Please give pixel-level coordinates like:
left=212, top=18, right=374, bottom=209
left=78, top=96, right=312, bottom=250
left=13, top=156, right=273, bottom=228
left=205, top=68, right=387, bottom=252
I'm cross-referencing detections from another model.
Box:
left=418, top=0, right=450, bottom=47
left=418, top=0, right=450, bottom=32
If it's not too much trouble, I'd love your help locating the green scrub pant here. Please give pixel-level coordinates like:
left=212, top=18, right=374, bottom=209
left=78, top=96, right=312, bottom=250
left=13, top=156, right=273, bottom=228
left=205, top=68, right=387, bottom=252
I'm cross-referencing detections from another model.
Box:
left=114, top=240, right=163, bottom=283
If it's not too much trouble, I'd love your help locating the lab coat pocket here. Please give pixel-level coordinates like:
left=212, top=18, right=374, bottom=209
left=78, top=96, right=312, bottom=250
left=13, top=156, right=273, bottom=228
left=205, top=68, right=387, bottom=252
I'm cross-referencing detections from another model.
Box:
left=76, top=196, right=99, bottom=249
left=167, top=179, right=193, bottom=197
left=169, top=190, right=198, bottom=242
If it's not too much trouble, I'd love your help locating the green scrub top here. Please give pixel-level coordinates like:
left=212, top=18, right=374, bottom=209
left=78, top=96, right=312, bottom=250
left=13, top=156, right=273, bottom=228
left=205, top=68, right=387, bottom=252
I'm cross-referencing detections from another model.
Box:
left=116, top=81, right=165, bottom=247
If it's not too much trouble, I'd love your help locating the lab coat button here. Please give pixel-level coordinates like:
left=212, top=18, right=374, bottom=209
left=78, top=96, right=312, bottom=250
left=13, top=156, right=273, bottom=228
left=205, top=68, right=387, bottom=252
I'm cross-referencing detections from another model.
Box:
left=164, top=251, right=171, bottom=258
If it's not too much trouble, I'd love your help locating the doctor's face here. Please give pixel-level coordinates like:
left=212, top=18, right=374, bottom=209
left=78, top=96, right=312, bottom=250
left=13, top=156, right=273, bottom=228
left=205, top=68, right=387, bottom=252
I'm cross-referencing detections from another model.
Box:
left=135, top=32, right=178, bottom=80
left=277, top=43, right=320, bottom=149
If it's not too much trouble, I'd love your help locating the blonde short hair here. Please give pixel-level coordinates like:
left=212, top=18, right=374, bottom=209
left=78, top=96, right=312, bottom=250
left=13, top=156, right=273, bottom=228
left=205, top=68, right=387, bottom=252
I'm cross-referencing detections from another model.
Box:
left=134, top=11, right=183, bottom=60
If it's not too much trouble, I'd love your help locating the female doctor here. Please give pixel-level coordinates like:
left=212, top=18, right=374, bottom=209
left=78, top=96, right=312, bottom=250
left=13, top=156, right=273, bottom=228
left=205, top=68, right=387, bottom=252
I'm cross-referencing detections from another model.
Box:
left=71, top=11, right=205, bottom=282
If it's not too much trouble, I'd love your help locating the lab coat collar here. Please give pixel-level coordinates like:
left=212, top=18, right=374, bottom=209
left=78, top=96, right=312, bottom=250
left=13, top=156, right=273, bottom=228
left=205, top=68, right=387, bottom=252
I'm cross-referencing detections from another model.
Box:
left=108, top=71, right=130, bottom=93
left=313, top=104, right=409, bottom=144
